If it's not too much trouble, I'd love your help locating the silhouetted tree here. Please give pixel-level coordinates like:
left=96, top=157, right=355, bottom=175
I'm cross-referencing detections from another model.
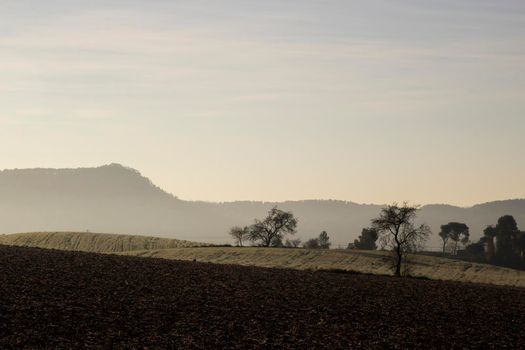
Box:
left=439, top=225, right=451, bottom=255
left=372, top=203, right=431, bottom=277
left=353, top=228, right=378, bottom=250
left=318, top=231, right=331, bottom=249
left=303, top=238, right=320, bottom=249
left=229, top=226, right=250, bottom=247
left=439, top=222, right=469, bottom=255
left=248, top=207, right=298, bottom=247
left=494, top=215, right=520, bottom=267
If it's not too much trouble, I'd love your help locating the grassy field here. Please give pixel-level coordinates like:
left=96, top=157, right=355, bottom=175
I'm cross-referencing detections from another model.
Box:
left=0, top=231, right=207, bottom=253
left=119, top=246, right=525, bottom=288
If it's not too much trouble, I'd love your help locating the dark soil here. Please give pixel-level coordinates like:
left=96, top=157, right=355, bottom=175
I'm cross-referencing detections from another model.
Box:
left=0, top=245, right=524, bottom=349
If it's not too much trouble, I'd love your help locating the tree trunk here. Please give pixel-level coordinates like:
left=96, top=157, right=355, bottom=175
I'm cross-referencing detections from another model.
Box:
left=394, top=246, right=402, bottom=277
left=442, top=241, right=447, bottom=256
left=486, top=237, right=495, bottom=263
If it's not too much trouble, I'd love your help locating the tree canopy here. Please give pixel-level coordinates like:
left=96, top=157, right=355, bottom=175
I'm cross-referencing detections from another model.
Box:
left=439, top=222, right=469, bottom=255
left=352, top=228, right=378, bottom=250
left=247, top=207, right=298, bottom=247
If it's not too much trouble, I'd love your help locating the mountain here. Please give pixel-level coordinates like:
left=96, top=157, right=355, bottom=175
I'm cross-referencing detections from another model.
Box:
left=0, top=163, right=523, bottom=248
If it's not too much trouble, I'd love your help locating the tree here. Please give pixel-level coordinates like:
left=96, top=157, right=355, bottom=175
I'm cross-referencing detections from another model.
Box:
left=439, top=222, right=469, bottom=255
left=248, top=207, right=298, bottom=247
left=438, top=225, right=451, bottom=255
left=303, top=238, right=320, bottom=249
left=353, top=228, right=378, bottom=250
left=483, top=225, right=497, bottom=263
left=494, top=215, right=520, bottom=267
left=318, top=231, right=331, bottom=249
left=371, top=203, right=431, bottom=277
left=229, top=226, right=249, bottom=247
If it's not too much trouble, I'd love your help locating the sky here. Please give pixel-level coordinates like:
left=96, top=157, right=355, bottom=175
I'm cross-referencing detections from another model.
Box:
left=1, top=0, right=524, bottom=206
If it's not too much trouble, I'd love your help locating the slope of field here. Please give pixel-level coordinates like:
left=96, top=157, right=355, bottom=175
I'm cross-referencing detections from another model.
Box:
left=0, top=231, right=207, bottom=253
left=120, top=247, right=525, bottom=288
left=0, top=245, right=524, bottom=348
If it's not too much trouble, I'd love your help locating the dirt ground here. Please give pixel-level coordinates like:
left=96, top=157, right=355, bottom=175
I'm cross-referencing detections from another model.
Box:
left=0, top=245, right=524, bottom=349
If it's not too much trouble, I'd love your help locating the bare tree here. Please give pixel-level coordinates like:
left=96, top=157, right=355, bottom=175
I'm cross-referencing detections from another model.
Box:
left=229, top=226, right=250, bottom=247
left=249, top=207, right=298, bottom=247
left=372, top=202, right=431, bottom=277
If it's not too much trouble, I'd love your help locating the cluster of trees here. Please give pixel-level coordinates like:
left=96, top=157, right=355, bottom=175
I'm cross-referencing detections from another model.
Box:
left=229, top=207, right=331, bottom=249
left=464, top=215, right=525, bottom=269
left=348, top=228, right=378, bottom=250
left=229, top=207, right=298, bottom=247
left=438, top=222, right=469, bottom=255
left=230, top=207, right=331, bottom=249
left=303, top=231, right=331, bottom=249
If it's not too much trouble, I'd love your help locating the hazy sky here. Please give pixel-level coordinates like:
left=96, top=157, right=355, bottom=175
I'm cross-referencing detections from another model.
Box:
left=1, top=1, right=524, bottom=206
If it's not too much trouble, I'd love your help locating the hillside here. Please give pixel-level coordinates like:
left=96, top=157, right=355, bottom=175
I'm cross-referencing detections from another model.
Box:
left=0, top=232, right=207, bottom=253
left=1, top=245, right=524, bottom=348
left=119, top=246, right=525, bottom=288
left=1, top=164, right=524, bottom=247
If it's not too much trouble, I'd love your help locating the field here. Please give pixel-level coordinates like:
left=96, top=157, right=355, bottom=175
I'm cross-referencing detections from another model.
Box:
left=1, top=231, right=525, bottom=288
left=120, top=246, right=525, bottom=288
left=0, top=245, right=524, bottom=348
left=0, top=231, right=206, bottom=253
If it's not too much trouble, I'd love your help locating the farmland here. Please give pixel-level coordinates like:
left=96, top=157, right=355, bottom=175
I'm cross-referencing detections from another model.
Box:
left=1, top=231, right=525, bottom=287
left=0, top=245, right=524, bottom=348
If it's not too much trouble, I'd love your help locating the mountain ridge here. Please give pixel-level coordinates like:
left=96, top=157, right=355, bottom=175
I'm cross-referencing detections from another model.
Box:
left=1, top=163, right=523, bottom=248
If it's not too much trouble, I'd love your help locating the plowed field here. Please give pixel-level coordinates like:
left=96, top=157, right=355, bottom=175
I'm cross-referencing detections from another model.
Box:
left=0, top=245, right=524, bottom=349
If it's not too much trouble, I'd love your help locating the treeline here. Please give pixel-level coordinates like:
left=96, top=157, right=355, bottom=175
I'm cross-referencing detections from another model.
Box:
left=347, top=208, right=525, bottom=271
left=229, top=203, right=525, bottom=274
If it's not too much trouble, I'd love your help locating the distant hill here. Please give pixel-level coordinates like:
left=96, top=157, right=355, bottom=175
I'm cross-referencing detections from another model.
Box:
left=0, top=232, right=206, bottom=253
left=0, top=163, right=524, bottom=248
